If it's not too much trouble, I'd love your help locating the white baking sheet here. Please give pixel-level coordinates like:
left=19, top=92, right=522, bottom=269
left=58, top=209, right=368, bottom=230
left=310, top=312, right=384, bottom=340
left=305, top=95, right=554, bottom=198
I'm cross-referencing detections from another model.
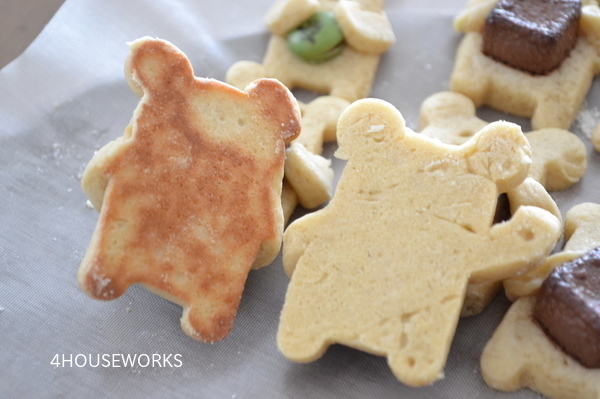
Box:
left=1, top=0, right=599, bottom=397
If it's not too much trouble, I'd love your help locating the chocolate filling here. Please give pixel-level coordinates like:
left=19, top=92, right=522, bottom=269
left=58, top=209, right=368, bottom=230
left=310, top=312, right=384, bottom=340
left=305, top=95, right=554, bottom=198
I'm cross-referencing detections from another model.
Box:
left=534, top=247, right=600, bottom=368
left=483, top=0, right=582, bottom=75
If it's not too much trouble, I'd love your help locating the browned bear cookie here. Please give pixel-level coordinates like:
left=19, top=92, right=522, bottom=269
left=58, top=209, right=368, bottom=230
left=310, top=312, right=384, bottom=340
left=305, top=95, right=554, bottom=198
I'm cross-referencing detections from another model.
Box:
left=78, top=37, right=300, bottom=343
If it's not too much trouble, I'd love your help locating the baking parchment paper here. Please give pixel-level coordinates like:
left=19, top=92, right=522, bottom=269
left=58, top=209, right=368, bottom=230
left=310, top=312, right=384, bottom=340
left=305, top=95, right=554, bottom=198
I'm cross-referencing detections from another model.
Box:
left=1, top=0, right=599, bottom=397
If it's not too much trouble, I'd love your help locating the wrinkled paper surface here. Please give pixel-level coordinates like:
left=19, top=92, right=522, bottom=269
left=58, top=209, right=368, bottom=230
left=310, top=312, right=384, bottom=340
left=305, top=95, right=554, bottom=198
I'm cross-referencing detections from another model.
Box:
left=2, top=0, right=599, bottom=397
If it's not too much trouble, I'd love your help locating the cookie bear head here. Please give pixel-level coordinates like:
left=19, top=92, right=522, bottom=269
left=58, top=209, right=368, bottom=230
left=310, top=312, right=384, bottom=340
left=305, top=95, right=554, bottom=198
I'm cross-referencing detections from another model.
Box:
left=335, top=97, right=406, bottom=159
left=125, top=37, right=194, bottom=98
left=124, top=37, right=300, bottom=147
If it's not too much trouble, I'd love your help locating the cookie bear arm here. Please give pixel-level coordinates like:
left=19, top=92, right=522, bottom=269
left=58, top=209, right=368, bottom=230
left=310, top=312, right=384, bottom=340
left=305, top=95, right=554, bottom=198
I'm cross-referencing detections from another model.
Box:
left=282, top=210, right=328, bottom=277
left=418, top=91, right=488, bottom=145
left=419, top=91, right=481, bottom=130
left=469, top=206, right=561, bottom=284
left=449, top=33, right=490, bottom=107
left=506, top=178, right=562, bottom=223
left=81, top=129, right=134, bottom=212
left=246, top=78, right=301, bottom=143
left=243, top=78, right=301, bottom=269
left=298, top=96, right=350, bottom=152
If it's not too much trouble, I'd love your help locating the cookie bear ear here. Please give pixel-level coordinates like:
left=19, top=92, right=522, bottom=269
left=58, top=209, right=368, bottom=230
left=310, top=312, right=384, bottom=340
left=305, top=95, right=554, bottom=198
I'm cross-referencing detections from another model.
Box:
left=334, top=0, right=395, bottom=54
left=420, top=91, right=477, bottom=128
left=464, top=121, right=532, bottom=193
left=245, top=78, right=301, bottom=142
left=336, top=98, right=405, bottom=160
left=124, top=37, right=194, bottom=98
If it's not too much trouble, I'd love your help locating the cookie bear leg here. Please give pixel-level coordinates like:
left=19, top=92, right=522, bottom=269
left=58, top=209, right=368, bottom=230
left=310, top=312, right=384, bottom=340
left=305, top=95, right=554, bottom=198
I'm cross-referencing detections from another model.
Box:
left=225, top=61, right=268, bottom=91
left=181, top=300, right=237, bottom=343
left=531, top=98, right=571, bottom=131
left=387, top=345, right=447, bottom=387
left=277, top=310, right=329, bottom=362
left=282, top=211, right=328, bottom=276
left=386, top=298, right=464, bottom=387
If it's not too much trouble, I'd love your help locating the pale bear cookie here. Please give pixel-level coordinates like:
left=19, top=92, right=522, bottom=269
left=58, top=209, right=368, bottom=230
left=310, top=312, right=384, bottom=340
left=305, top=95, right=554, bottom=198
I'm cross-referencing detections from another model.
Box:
left=420, top=91, right=588, bottom=191
left=481, top=297, right=600, bottom=399
left=78, top=37, right=301, bottom=343
left=226, top=0, right=395, bottom=102
left=282, top=96, right=349, bottom=222
left=277, top=98, right=561, bottom=387
left=451, top=0, right=600, bottom=130
left=505, top=202, right=600, bottom=300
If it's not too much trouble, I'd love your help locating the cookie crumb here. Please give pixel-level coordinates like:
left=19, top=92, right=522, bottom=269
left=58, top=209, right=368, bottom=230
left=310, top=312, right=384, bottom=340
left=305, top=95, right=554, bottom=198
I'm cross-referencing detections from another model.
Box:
left=368, top=124, right=385, bottom=133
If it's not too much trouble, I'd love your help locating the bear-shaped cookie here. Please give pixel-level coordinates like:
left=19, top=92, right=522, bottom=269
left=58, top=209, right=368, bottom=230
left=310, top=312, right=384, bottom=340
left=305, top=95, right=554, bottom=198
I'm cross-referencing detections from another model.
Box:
left=277, top=98, right=561, bottom=386
left=78, top=37, right=301, bottom=343
left=481, top=296, right=600, bottom=399
left=451, top=0, right=600, bottom=130
left=226, top=0, right=395, bottom=102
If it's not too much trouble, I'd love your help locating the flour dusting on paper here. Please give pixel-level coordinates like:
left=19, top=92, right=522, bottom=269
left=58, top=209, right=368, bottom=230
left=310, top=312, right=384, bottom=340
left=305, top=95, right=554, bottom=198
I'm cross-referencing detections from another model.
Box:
left=575, top=103, right=600, bottom=139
